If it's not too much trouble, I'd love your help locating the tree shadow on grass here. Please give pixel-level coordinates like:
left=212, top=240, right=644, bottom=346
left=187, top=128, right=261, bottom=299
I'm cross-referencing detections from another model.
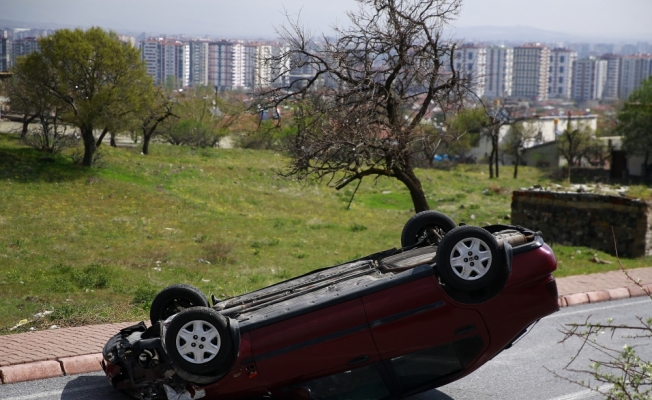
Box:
left=0, top=134, right=93, bottom=183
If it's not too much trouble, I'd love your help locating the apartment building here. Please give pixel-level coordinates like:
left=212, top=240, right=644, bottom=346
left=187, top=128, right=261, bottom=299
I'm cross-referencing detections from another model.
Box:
left=12, top=37, right=40, bottom=66
left=600, top=54, right=621, bottom=100
left=140, top=38, right=190, bottom=88
left=189, top=41, right=209, bottom=87
left=512, top=44, right=550, bottom=100
left=0, top=36, right=8, bottom=71
left=548, top=48, right=576, bottom=99
left=571, top=58, right=607, bottom=101
left=484, top=46, right=513, bottom=99
left=454, top=44, right=487, bottom=98
left=619, top=55, right=652, bottom=99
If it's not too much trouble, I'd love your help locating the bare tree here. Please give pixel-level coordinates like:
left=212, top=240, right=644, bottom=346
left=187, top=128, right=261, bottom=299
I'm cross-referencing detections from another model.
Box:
left=502, top=120, right=540, bottom=179
left=550, top=232, right=652, bottom=399
left=139, top=90, right=176, bottom=155
left=558, top=112, right=594, bottom=182
left=256, top=0, right=470, bottom=213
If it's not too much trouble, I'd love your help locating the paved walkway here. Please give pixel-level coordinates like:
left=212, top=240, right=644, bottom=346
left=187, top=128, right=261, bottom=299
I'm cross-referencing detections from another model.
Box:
left=0, top=268, right=651, bottom=385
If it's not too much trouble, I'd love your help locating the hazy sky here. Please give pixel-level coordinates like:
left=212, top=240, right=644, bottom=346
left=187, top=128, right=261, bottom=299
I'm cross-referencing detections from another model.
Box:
left=1, top=0, right=650, bottom=41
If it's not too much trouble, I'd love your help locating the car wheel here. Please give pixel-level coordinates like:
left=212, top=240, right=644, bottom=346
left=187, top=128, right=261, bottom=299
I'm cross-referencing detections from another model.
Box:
left=150, top=284, right=209, bottom=325
left=164, top=307, right=233, bottom=376
left=436, top=226, right=502, bottom=291
left=401, top=210, right=457, bottom=248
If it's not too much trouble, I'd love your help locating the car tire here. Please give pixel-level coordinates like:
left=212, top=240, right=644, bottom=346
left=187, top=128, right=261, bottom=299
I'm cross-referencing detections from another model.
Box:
left=436, top=226, right=503, bottom=291
left=164, top=307, right=233, bottom=376
left=401, top=210, right=457, bottom=248
left=150, top=284, right=209, bottom=325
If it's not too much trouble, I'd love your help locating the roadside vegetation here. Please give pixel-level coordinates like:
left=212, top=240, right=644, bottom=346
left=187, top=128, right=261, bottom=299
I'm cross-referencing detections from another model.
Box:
left=1, top=132, right=651, bottom=333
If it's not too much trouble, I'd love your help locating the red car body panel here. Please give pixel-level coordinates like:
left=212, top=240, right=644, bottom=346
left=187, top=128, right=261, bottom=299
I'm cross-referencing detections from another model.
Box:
left=103, top=227, right=559, bottom=400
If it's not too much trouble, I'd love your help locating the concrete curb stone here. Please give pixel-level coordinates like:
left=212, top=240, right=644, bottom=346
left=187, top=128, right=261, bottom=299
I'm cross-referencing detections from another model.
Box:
left=0, top=360, right=63, bottom=384
left=561, top=292, right=589, bottom=307
left=607, top=287, right=631, bottom=301
left=59, top=353, right=103, bottom=375
left=586, top=290, right=611, bottom=304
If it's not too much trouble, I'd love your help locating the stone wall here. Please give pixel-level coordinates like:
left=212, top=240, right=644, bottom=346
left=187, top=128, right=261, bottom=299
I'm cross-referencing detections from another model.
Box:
left=511, top=190, right=652, bottom=258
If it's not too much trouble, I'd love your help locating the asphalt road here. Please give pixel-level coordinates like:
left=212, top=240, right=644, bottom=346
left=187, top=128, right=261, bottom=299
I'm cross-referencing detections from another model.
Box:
left=1, top=297, right=650, bottom=400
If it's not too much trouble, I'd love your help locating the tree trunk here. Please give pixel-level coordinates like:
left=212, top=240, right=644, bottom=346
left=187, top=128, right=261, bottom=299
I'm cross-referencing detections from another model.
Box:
left=81, top=126, right=96, bottom=167
left=393, top=166, right=430, bottom=213
left=513, top=152, right=520, bottom=179
left=110, top=132, right=117, bottom=147
left=21, top=114, right=37, bottom=140
left=494, top=135, right=500, bottom=178
left=488, top=146, right=495, bottom=179
left=95, top=127, right=109, bottom=148
left=142, top=133, right=152, bottom=155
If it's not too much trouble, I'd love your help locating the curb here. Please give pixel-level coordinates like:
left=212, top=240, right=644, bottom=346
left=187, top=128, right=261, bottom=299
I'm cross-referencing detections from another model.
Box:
left=0, top=353, right=103, bottom=384
left=558, top=284, right=652, bottom=307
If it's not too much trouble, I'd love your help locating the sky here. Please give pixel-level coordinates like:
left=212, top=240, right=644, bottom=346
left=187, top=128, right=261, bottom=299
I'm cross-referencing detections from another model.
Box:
left=1, top=0, right=651, bottom=42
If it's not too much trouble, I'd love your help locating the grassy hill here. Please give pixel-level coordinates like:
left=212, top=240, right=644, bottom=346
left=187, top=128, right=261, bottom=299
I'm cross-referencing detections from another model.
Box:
left=1, top=133, right=649, bottom=333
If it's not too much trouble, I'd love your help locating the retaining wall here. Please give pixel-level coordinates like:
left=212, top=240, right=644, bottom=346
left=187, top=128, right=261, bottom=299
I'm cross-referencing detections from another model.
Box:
left=511, top=190, right=652, bottom=257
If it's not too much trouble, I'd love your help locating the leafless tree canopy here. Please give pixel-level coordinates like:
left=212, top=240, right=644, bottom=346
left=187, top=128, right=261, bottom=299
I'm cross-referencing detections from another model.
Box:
left=257, top=0, right=469, bottom=212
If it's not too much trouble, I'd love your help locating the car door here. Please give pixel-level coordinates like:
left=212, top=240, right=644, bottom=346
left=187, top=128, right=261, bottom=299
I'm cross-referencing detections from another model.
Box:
left=361, top=271, right=489, bottom=360
left=248, top=298, right=381, bottom=386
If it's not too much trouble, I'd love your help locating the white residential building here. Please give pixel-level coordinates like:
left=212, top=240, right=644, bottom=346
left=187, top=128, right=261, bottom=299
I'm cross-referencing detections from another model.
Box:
left=454, top=44, right=487, bottom=98
left=484, top=46, right=513, bottom=99
left=571, top=58, right=607, bottom=101
left=254, top=44, right=273, bottom=88
left=512, top=44, right=550, bottom=101
left=548, top=48, right=576, bottom=99
left=466, top=114, right=598, bottom=166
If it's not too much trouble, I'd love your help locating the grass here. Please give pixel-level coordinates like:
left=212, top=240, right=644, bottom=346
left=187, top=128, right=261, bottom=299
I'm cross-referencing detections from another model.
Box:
left=1, top=132, right=651, bottom=333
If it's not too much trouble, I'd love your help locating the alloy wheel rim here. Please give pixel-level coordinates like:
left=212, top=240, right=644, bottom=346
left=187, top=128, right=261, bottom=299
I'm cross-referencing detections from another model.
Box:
left=176, top=320, right=221, bottom=364
left=449, top=237, right=492, bottom=281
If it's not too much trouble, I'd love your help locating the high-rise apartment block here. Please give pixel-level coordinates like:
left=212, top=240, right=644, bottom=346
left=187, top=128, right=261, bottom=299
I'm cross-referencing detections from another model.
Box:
left=571, top=58, right=607, bottom=101
left=548, top=48, right=576, bottom=99
left=619, top=55, right=652, bottom=99
left=0, top=36, right=8, bottom=71
left=189, top=41, right=209, bottom=87
left=600, top=54, right=621, bottom=100
left=140, top=38, right=190, bottom=88
left=512, top=44, right=550, bottom=100
left=12, top=37, right=40, bottom=66
left=454, top=44, right=487, bottom=98
left=484, top=46, right=513, bottom=99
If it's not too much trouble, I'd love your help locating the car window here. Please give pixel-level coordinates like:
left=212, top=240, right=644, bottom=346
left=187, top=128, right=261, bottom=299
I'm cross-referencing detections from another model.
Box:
left=283, top=364, right=390, bottom=400
left=390, top=342, right=462, bottom=392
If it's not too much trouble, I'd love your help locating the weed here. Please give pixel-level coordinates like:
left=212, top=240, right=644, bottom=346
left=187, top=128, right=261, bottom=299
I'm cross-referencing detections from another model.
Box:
left=193, top=234, right=208, bottom=243
left=251, top=238, right=280, bottom=248
left=274, top=269, right=293, bottom=280
left=203, top=242, right=235, bottom=264
left=349, top=223, right=368, bottom=232
left=132, top=285, right=159, bottom=310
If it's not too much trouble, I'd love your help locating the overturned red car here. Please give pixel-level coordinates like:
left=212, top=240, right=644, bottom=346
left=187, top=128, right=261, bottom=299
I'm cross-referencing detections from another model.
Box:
left=102, top=211, right=559, bottom=399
